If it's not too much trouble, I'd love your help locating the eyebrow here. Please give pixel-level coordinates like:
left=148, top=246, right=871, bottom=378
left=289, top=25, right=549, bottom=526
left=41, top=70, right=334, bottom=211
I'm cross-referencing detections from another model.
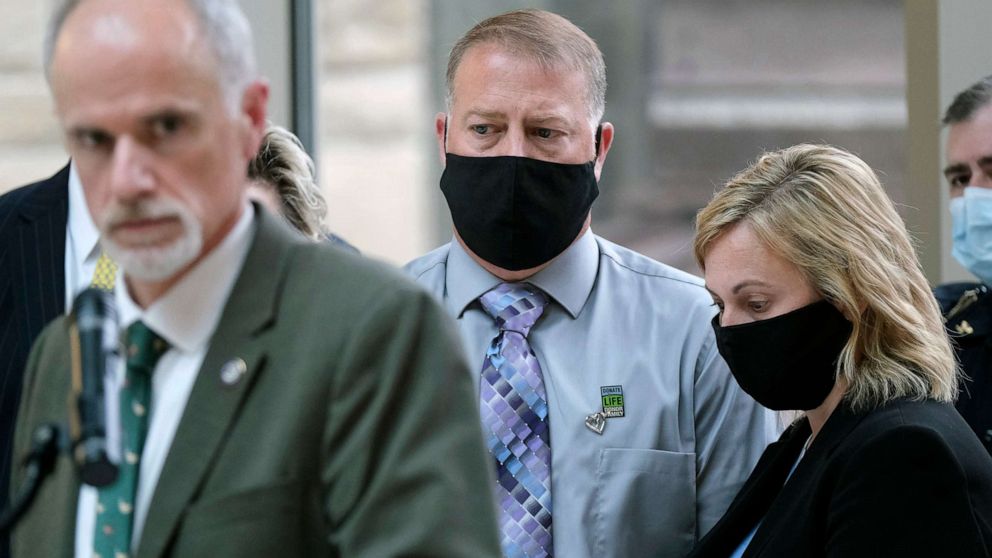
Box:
left=464, top=109, right=506, bottom=121
left=140, top=108, right=194, bottom=127
left=944, top=156, right=992, bottom=178
left=528, top=113, right=569, bottom=124
left=943, top=162, right=968, bottom=178
left=66, top=124, right=104, bottom=138
left=704, top=280, right=775, bottom=298
left=731, top=280, right=773, bottom=295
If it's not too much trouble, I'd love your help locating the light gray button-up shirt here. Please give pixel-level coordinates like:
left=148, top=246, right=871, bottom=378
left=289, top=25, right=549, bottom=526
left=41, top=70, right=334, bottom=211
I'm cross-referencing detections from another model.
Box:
left=405, top=231, right=778, bottom=558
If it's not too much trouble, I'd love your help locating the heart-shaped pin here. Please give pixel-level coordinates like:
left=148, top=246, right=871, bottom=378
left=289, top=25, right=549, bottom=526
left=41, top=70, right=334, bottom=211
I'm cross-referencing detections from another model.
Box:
left=585, top=412, right=606, bottom=435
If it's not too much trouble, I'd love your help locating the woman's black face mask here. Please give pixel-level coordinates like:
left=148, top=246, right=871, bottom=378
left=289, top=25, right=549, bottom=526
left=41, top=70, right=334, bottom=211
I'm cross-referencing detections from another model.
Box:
left=711, top=299, right=853, bottom=411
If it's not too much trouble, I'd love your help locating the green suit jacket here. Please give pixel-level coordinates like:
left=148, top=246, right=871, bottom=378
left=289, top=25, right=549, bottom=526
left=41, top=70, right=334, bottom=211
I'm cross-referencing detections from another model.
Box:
left=11, top=208, right=501, bottom=557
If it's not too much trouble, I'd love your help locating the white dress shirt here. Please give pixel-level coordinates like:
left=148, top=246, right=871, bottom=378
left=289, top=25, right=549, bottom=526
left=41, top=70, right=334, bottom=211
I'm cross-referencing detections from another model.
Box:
left=63, top=164, right=100, bottom=312
left=74, top=203, right=255, bottom=557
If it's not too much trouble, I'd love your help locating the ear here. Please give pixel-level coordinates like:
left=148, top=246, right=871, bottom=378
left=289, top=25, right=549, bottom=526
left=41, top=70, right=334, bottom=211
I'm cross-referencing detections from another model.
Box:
left=434, top=112, right=448, bottom=167
left=593, top=122, right=614, bottom=181
left=240, top=79, right=270, bottom=161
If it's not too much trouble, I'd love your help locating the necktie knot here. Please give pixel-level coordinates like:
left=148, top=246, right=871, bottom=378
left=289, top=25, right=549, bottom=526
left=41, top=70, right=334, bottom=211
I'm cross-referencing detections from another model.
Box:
left=125, top=321, right=169, bottom=375
left=90, top=250, right=118, bottom=291
left=479, top=282, right=549, bottom=338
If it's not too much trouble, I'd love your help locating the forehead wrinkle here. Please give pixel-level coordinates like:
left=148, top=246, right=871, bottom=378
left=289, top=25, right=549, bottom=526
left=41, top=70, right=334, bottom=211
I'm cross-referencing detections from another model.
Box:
left=454, top=44, right=587, bottom=101
left=464, top=90, right=578, bottom=121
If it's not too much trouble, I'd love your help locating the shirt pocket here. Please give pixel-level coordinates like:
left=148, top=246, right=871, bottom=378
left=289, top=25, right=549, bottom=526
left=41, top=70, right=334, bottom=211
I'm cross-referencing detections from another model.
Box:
left=591, top=448, right=696, bottom=558
left=171, top=478, right=309, bottom=557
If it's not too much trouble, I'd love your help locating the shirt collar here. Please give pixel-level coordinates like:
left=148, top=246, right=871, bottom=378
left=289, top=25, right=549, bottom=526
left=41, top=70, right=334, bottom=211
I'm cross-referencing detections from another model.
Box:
left=67, top=163, right=100, bottom=263
left=446, top=229, right=599, bottom=319
left=115, top=202, right=255, bottom=353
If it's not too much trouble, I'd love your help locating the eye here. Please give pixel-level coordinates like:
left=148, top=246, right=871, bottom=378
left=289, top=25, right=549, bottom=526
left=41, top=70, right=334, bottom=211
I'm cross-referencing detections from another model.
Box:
left=710, top=299, right=724, bottom=311
left=533, top=127, right=565, bottom=140
left=747, top=300, right=769, bottom=313
left=948, top=174, right=970, bottom=188
left=75, top=129, right=113, bottom=150
left=471, top=124, right=491, bottom=135
left=151, top=114, right=184, bottom=138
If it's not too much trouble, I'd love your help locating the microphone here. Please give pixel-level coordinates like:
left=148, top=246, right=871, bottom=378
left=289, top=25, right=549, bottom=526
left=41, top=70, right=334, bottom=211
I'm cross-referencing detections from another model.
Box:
left=70, top=288, right=120, bottom=487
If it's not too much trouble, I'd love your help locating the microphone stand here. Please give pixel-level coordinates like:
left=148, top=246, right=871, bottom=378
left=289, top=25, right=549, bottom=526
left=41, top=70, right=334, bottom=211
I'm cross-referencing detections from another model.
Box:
left=0, top=423, right=62, bottom=534
left=0, top=289, right=120, bottom=535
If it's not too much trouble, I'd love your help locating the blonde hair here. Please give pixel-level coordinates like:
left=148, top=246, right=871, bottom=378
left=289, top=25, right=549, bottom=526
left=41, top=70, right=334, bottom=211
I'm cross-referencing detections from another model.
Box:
left=694, top=144, right=957, bottom=411
left=247, top=124, right=327, bottom=240
left=445, top=9, right=606, bottom=122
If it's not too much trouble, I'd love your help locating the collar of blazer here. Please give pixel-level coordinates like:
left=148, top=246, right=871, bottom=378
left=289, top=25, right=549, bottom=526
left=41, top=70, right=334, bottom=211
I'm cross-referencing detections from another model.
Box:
left=134, top=205, right=299, bottom=558
left=15, top=165, right=71, bottom=223
left=699, top=418, right=811, bottom=556
left=697, top=400, right=872, bottom=557
left=733, top=401, right=870, bottom=557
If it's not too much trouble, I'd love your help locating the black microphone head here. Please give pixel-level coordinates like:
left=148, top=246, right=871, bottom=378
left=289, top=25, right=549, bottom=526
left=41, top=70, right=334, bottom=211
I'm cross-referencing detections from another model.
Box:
left=73, top=288, right=117, bottom=332
left=72, top=287, right=121, bottom=486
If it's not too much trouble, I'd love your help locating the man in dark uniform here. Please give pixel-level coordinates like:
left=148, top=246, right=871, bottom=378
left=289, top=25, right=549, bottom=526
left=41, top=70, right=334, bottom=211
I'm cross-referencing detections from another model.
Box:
left=936, top=75, right=992, bottom=453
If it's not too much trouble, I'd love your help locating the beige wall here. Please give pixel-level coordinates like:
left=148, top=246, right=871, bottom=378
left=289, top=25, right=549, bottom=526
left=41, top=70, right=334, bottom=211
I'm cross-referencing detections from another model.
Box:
left=0, top=1, right=66, bottom=192
left=316, top=0, right=435, bottom=263
left=906, top=0, right=992, bottom=284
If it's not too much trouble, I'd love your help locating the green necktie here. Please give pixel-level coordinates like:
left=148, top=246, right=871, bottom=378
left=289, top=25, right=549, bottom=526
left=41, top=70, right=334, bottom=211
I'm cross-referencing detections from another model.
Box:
left=92, top=321, right=169, bottom=558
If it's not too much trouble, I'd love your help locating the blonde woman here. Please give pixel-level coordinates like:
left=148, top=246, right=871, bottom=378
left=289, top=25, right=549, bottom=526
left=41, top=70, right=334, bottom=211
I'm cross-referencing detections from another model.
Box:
left=247, top=124, right=358, bottom=252
left=689, top=144, right=992, bottom=557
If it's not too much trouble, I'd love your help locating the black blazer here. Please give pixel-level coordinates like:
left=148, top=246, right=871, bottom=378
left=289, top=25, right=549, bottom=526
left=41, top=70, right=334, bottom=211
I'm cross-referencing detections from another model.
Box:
left=0, top=165, right=69, bottom=557
left=689, top=399, right=992, bottom=558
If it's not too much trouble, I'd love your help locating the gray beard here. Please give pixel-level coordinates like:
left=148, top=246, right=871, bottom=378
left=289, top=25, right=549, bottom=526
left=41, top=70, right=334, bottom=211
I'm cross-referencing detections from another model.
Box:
left=100, top=205, right=204, bottom=283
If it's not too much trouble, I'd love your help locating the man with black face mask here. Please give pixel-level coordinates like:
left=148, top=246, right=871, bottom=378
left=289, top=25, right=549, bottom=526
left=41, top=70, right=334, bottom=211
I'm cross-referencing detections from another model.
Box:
left=405, top=9, right=778, bottom=558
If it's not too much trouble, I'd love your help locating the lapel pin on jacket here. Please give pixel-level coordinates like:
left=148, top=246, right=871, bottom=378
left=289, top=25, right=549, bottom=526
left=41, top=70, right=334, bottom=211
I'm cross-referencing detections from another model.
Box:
left=219, top=358, right=247, bottom=387
left=955, top=320, right=974, bottom=335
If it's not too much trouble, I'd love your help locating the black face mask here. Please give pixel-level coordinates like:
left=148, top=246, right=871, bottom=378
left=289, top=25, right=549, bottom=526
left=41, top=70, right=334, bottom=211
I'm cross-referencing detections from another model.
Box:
left=440, top=153, right=599, bottom=271
left=711, top=299, right=853, bottom=411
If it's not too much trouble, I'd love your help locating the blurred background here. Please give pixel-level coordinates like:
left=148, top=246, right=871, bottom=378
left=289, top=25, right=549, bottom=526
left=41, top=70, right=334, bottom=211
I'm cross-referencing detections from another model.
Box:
left=0, top=0, right=986, bottom=280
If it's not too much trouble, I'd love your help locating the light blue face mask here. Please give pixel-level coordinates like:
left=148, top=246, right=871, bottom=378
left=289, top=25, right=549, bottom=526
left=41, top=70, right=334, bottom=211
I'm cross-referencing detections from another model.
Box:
left=951, top=186, right=992, bottom=285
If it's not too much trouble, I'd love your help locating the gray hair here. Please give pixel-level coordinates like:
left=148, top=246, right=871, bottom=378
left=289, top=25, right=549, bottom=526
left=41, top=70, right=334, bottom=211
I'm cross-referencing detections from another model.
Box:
left=445, top=9, right=607, bottom=123
left=247, top=124, right=327, bottom=240
left=44, top=0, right=257, bottom=108
left=943, top=75, right=992, bottom=125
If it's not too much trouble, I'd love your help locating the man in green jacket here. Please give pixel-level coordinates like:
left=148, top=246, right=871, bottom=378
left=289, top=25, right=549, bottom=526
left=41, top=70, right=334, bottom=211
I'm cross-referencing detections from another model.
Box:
left=11, top=0, right=500, bottom=556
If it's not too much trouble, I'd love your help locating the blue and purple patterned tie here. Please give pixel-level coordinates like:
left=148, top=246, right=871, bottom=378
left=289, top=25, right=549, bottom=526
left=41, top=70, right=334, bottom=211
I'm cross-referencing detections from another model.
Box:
left=479, top=282, right=553, bottom=558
